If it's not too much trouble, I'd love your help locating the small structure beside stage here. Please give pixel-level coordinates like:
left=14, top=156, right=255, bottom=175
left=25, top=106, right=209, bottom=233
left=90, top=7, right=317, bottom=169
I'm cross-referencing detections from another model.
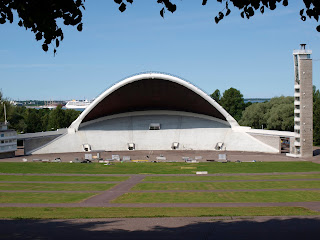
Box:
left=0, top=122, right=17, bottom=159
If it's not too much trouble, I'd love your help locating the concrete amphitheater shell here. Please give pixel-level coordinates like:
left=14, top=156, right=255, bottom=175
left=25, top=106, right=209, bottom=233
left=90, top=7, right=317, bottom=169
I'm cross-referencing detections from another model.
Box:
left=32, top=72, right=279, bottom=154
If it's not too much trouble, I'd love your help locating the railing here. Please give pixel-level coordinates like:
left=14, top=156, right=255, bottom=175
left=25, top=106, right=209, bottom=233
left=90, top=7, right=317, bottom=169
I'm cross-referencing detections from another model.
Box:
left=293, top=49, right=312, bottom=54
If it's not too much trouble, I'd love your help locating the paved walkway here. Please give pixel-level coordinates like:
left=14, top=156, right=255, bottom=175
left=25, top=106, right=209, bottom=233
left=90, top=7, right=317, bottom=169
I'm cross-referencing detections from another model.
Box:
left=82, top=175, right=145, bottom=204
left=3, top=149, right=320, bottom=163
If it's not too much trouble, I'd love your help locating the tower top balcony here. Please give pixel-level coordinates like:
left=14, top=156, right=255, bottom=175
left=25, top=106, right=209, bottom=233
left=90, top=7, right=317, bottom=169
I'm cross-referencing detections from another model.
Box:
left=293, top=44, right=312, bottom=55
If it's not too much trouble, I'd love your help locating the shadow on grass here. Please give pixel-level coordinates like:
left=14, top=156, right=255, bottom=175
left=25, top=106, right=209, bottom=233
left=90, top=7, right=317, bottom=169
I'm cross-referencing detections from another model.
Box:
left=0, top=217, right=319, bottom=240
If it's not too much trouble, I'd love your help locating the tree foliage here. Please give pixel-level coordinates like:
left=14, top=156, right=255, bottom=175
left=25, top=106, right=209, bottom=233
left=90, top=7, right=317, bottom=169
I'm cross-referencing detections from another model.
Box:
left=0, top=0, right=86, bottom=54
left=117, top=1, right=320, bottom=31
left=210, top=89, right=221, bottom=103
left=239, top=96, right=294, bottom=131
left=0, top=0, right=319, bottom=53
left=238, top=101, right=268, bottom=129
left=220, top=87, right=245, bottom=121
left=0, top=91, right=80, bottom=133
left=314, top=86, right=320, bottom=145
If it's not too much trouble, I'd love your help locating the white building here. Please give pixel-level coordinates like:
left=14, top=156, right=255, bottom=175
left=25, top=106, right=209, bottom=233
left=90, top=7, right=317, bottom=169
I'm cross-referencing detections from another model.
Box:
left=0, top=122, right=17, bottom=158
left=30, top=72, right=289, bottom=155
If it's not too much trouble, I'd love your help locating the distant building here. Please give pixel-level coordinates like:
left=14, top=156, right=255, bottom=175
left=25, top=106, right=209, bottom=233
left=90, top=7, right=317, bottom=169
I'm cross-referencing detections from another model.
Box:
left=0, top=122, right=17, bottom=158
left=288, top=44, right=313, bottom=157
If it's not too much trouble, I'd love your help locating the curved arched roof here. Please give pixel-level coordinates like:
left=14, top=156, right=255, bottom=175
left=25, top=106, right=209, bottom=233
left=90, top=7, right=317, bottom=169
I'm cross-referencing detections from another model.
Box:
left=70, top=72, right=239, bottom=130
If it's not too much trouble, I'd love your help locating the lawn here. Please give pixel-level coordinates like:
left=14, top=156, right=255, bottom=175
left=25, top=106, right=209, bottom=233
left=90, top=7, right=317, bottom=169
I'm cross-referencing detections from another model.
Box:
left=1, top=162, right=320, bottom=174
left=0, top=161, right=319, bottom=219
left=0, top=183, right=116, bottom=191
left=112, top=191, right=320, bottom=203
left=0, top=175, right=129, bottom=182
left=132, top=180, right=320, bottom=191
left=0, top=192, right=96, bottom=203
left=0, top=207, right=318, bottom=219
left=143, top=174, right=320, bottom=182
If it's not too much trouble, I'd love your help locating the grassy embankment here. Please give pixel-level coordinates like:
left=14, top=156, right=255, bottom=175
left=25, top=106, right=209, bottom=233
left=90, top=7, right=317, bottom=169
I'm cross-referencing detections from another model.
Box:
left=112, top=191, right=320, bottom=203
left=143, top=174, right=320, bottom=181
left=0, top=207, right=318, bottom=219
left=0, top=192, right=96, bottom=203
left=0, top=183, right=116, bottom=191
left=1, top=162, right=320, bottom=218
left=0, top=175, right=129, bottom=182
left=132, top=181, right=320, bottom=190
left=1, top=161, right=320, bottom=174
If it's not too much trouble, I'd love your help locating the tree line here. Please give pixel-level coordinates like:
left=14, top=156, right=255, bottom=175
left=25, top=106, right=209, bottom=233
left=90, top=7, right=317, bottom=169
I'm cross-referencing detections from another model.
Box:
left=0, top=92, right=80, bottom=133
left=211, top=86, right=320, bottom=146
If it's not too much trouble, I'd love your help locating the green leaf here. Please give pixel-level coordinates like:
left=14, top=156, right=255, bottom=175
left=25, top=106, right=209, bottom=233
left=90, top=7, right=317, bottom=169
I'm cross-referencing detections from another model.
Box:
left=119, top=3, right=126, bottom=12
left=160, top=8, right=165, bottom=18
left=42, top=44, right=48, bottom=52
left=300, top=9, right=304, bottom=16
left=77, top=23, right=83, bottom=31
left=35, top=32, right=42, bottom=41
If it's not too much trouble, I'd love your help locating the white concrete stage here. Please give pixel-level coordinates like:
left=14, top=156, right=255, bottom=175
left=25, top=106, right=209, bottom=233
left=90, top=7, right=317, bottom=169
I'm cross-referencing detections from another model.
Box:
left=29, top=72, right=293, bottom=155
left=32, top=111, right=279, bottom=154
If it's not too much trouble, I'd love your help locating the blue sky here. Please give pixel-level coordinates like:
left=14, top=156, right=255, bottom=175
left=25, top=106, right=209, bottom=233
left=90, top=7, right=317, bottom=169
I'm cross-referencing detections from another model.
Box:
left=0, top=0, right=319, bottom=100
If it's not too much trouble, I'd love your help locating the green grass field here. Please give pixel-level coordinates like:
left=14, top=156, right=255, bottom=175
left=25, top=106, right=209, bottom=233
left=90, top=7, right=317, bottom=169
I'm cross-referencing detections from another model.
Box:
left=132, top=180, right=320, bottom=191
left=0, top=175, right=129, bottom=182
left=0, top=207, right=318, bottom=219
left=143, top=174, right=320, bottom=182
left=1, top=162, right=320, bottom=174
left=1, top=161, right=320, bottom=219
left=113, top=191, right=320, bottom=203
left=0, top=183, right=116, bottom=191
left=0, top=192, right=96, bottom=203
